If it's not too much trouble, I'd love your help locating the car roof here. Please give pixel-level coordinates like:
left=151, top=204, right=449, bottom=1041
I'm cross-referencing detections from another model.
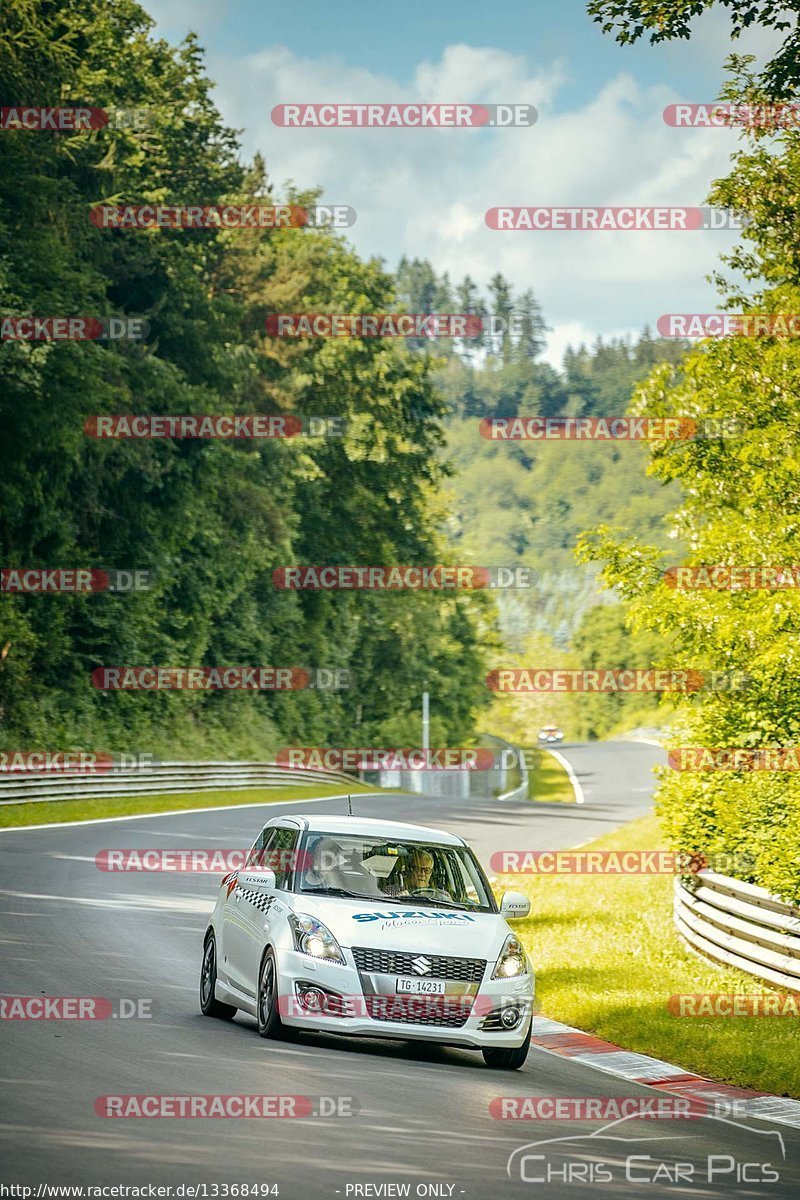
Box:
left=272, top=813, right=466, bottom=846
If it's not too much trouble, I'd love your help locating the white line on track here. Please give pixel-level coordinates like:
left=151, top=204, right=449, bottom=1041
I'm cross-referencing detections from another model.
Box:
left=0, top=791, right=384, bottom=834
left=547, top=748, right=585, bottom=804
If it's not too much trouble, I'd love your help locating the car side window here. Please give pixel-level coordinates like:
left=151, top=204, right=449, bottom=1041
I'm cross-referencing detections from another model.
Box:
left=245, top=825, right=272, bottom=868
left=264, top=827, right=298, bottom=890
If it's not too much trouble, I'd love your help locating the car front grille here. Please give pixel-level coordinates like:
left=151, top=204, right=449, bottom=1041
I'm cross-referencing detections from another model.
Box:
left=352, top=946, right=486, bottom=983
left=363, top=995, right=473, bottom=1027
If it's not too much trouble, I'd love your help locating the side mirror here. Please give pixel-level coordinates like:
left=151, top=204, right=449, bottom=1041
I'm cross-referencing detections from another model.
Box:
left=500, top=890, right=530, bottom=920
left=237, top=867, right=277, bottom=892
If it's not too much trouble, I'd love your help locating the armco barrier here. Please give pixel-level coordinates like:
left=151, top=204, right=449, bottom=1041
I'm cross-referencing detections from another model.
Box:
left=0, top=761, right=359, bottom=806
left=357, top=734, right=529, bottom=803
left=674, top=870, right=800, bottom=992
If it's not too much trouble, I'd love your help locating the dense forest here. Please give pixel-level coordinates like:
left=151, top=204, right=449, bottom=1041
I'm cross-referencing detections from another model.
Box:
left=585, top=0, right=800, bottom=902
left=394, top=260, right=690, bottom=739
left=0, top=0, right=692, bottom=759
left=3, top=0, right=798, bottom=902
left=0, top=0, right=495, bottom=756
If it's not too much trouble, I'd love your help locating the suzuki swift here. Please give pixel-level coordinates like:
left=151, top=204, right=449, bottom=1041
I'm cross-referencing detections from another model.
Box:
left=200, top=814, right=534, bottom=1068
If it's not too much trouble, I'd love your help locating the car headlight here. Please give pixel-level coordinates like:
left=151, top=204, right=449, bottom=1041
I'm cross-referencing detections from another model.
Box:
left=289, top=913, right=345, bottom=964
left=492, top=933, right=529, bottom=980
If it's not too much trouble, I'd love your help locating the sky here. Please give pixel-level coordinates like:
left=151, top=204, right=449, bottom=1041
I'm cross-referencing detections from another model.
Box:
left=145, top=0, right=779, bottom=367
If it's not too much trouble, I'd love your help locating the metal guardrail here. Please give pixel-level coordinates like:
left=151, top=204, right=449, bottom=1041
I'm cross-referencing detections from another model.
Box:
left=0, top=737, right=530, bottom=809
left=0, top=761, right=359, bottom=806
left=674, top=870, right=800, bottom=991
left=358, top=735, right=529, bottom=803
left=497, top=778, right=528, bottom=802
left=485, top=733, right=529, bottom=801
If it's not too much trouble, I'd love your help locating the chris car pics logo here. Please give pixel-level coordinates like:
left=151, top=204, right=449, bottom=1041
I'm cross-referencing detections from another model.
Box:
left=506, top=1114, right=785, bottom=1185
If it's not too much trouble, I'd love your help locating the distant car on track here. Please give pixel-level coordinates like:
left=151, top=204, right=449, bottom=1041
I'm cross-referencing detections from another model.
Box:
left=201, top=814, right=534, bottom=1069
left=537, top=726, right=564, bottom=743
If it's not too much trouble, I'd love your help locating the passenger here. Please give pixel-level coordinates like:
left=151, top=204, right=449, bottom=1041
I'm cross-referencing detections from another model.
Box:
left=302, top=838, right=342, bottom=889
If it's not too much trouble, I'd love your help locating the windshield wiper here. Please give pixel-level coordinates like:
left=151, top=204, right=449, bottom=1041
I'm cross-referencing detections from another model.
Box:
left=300, top=885, right=380, bottom=902
left=390, top=896, right=471, bottom=911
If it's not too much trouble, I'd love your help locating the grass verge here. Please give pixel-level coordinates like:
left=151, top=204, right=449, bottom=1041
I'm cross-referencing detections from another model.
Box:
left=529, top=748, right=575, bottom=803
left=0, top=781, right=397, bottom=829
left=506, top=812, right=798, bottom=1097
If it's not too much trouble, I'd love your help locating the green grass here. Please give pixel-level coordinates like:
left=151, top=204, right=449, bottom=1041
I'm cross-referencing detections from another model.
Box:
left=504, top=813, right=799, bottom=1097
left=0, top=781, right=399, bottom=829
left=529, top=747, right=575, bottom=803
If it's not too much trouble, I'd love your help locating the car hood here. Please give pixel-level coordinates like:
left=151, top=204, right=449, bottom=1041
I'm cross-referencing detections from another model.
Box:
left=289, top=894, right=512, bottom=956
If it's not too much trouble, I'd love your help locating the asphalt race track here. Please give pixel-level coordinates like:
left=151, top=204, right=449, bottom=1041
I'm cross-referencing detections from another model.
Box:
left=1, top=741, right=797, bottom=1197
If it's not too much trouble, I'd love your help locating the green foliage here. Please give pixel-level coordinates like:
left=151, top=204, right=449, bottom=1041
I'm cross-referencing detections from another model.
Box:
left=579, top=330, right=800, bottom=904
left=583, top=0, right=800, bottom=904
left=0, top=0, right=490, bottom=756
left=587, top=0, right=800, bottom=97
left=440, top=331, right=686, bottom=644
left=510, top=812, right=799, bottom=1096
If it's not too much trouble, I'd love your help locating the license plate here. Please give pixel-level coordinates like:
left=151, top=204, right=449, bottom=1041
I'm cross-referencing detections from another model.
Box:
left=395, top=978, right=446, bottom=995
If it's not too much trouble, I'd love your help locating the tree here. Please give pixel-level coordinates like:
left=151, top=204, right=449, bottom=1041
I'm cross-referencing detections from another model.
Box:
left=0, top=0, right=491, bottom=755
left=587, top=0, right=800, bottom=97
left=488, top=272, right=515, bottom=364
left=581, top=0, right=800, bottom=905
left=512, top=289, right=547, bottom=363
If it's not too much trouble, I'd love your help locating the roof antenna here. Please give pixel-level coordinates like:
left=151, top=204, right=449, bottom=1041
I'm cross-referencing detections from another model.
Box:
left=346, top=793, right=353, bottom=816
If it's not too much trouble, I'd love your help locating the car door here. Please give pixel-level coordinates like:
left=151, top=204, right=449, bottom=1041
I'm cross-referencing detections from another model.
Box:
left=225, top=824, right=299, bottom=998
left=221, top=822, right=272, bottom=995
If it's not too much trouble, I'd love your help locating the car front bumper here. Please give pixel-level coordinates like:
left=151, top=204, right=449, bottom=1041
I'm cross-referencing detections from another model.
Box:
left=274, top=946, right=535, bottom=1049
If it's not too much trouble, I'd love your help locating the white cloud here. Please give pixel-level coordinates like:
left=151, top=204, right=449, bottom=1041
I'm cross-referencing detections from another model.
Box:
left=542, top=320, right=630, bottom=370
left=201, top=42, right=746, bottom=344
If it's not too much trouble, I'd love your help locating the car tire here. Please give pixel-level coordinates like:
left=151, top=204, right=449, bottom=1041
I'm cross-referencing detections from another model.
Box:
left=481, top=1021, right=531, bottom=1070
left=200, top=932, right=237, bottom=1020
left=257, top=948, right=295, bottom=1040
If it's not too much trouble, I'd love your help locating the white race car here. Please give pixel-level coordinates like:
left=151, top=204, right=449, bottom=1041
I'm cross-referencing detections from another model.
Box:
left=538, top=726, right=564, bottom=743
left=201, top=814, right=535, bottom=1069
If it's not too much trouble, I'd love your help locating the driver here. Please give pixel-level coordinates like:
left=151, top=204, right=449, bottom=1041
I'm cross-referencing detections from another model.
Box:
left=406, top=849, right=436, bottom=892
left=404, top=848, right=452, bottom=902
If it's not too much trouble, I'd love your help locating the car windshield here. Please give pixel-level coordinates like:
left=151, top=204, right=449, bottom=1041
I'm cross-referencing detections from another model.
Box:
left=295, top=832, right=496, bottom=912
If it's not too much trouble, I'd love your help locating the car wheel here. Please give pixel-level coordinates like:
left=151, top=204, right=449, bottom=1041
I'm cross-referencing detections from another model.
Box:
left=481, top=1021, right=531, bottom=1070
left=257, top=948, right=294, bottom=1040
left=200, top=933, right=237, bottom=1020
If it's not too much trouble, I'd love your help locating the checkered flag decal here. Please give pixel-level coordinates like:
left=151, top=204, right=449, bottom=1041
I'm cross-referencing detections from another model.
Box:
left=235, top=885, right=278, bottom=916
